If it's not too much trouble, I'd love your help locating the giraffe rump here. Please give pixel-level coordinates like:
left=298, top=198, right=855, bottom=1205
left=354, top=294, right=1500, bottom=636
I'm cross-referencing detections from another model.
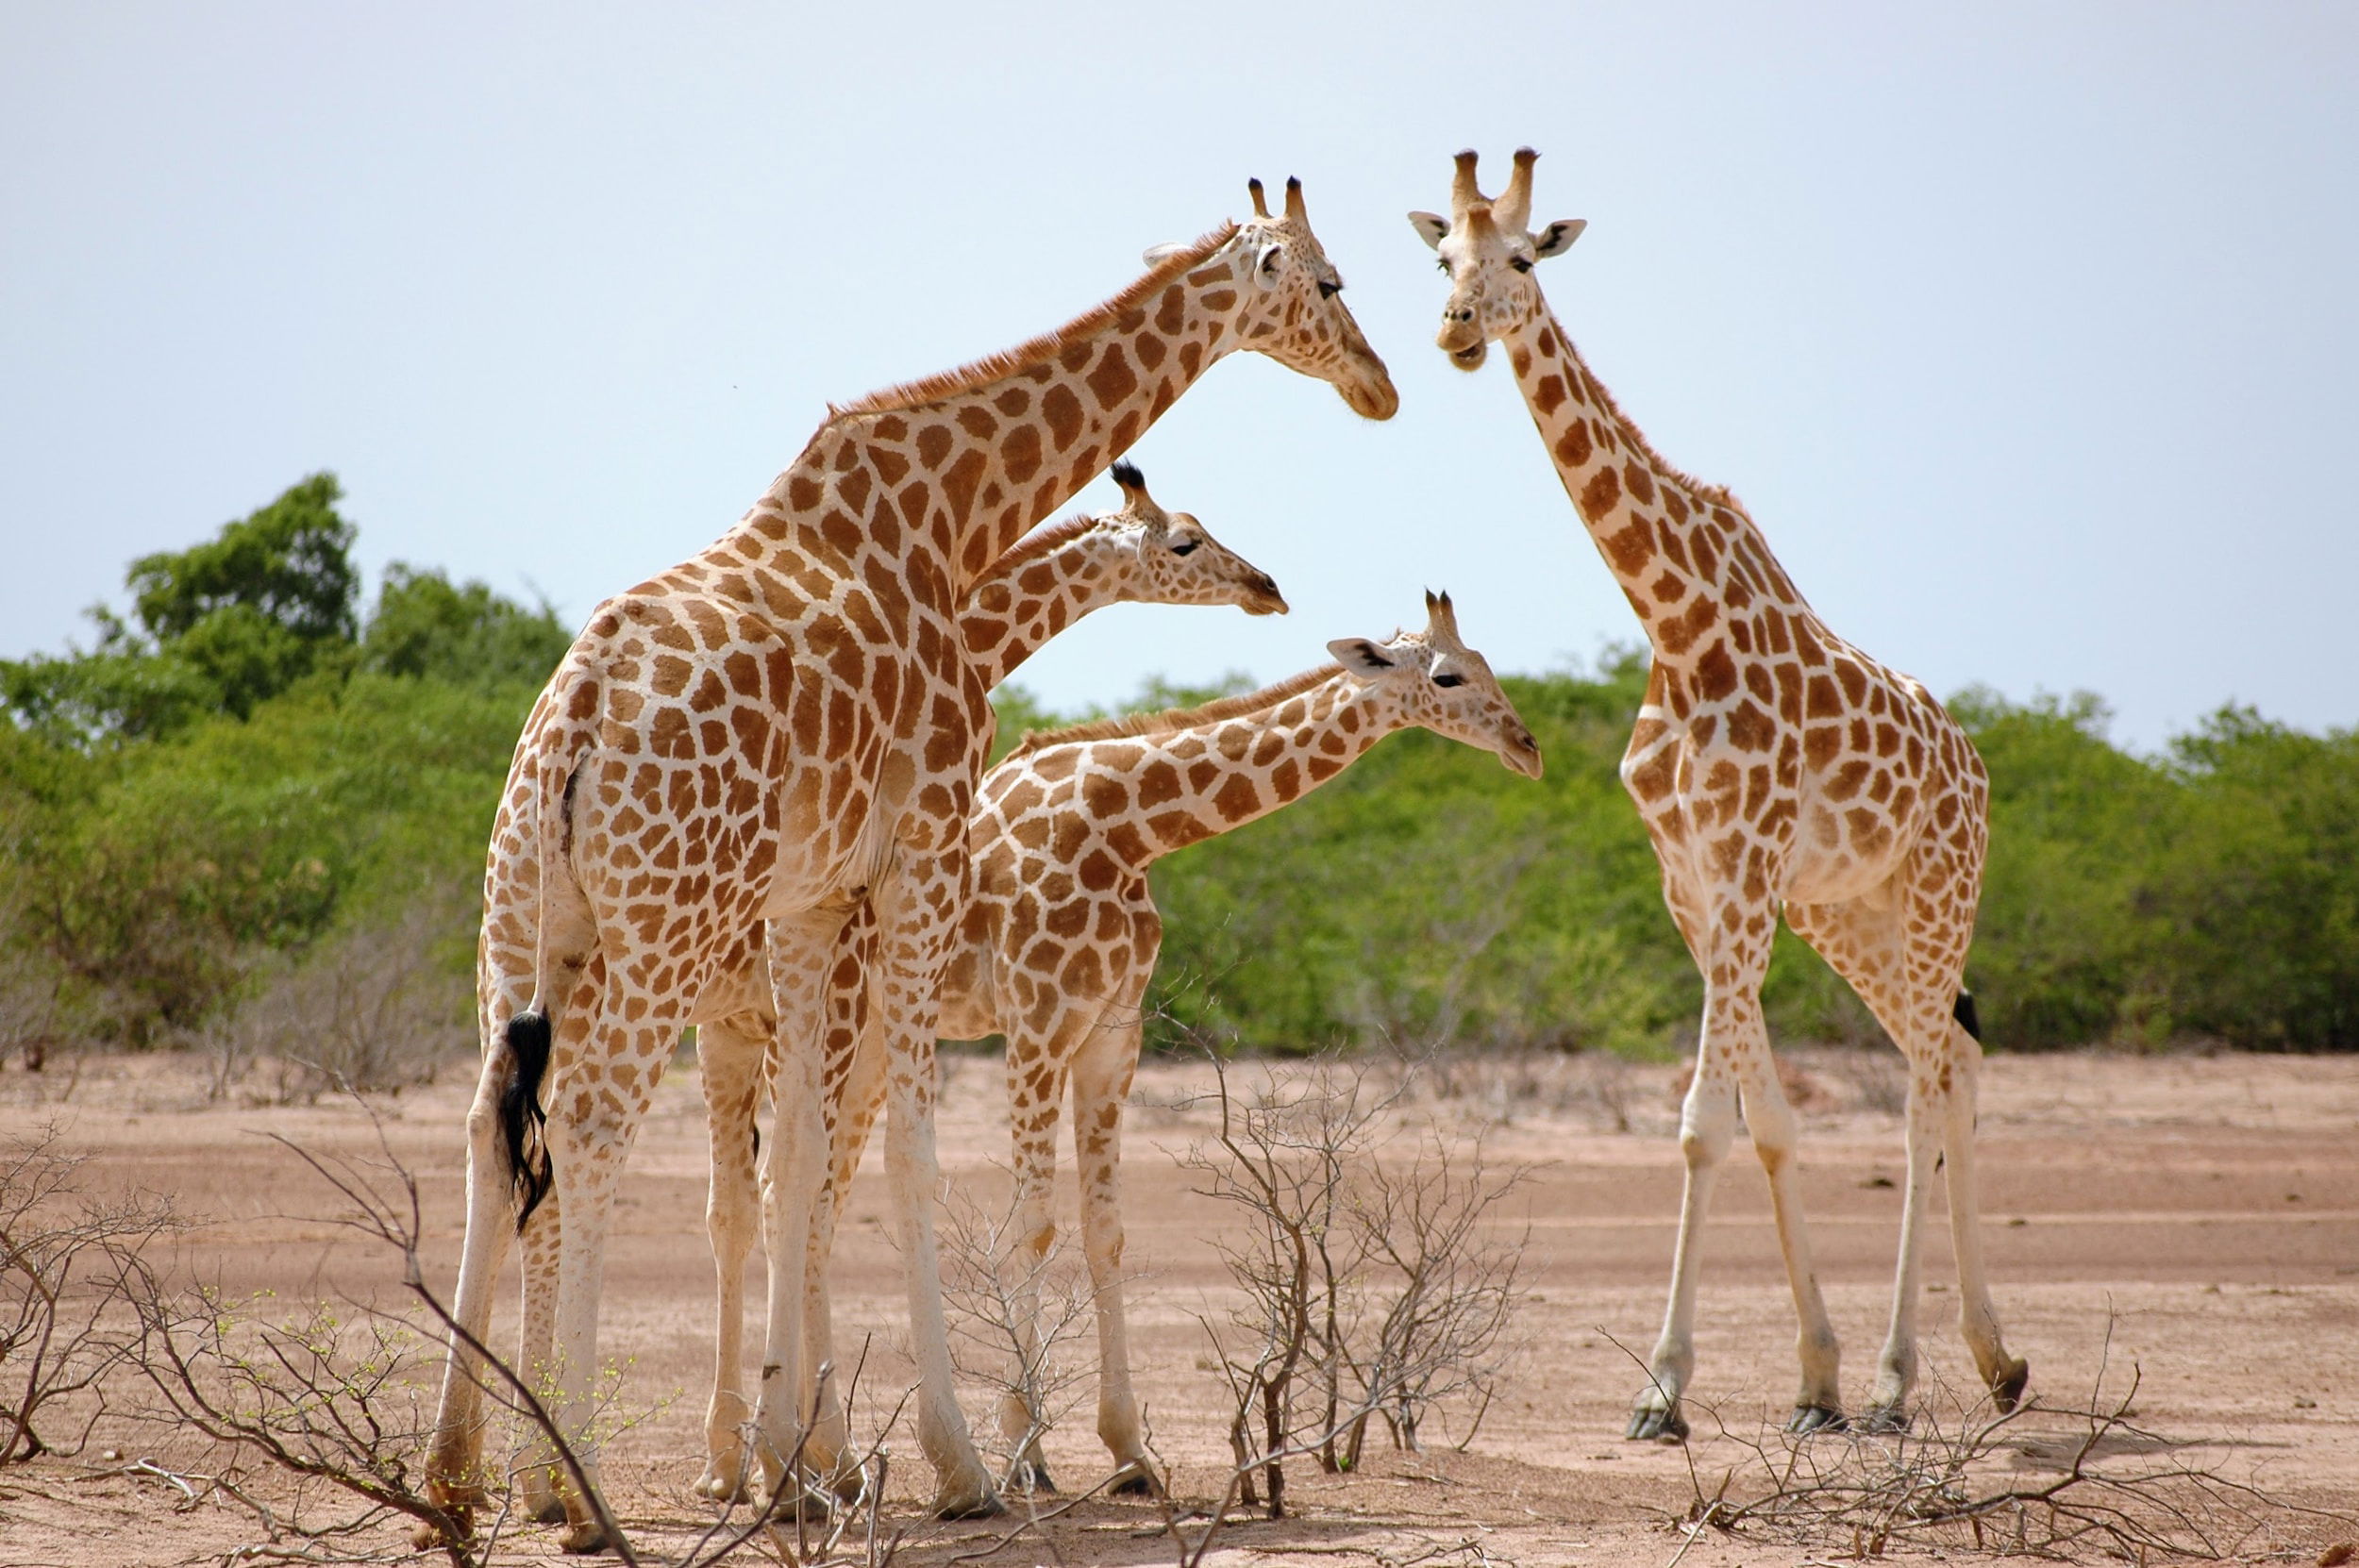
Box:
left=828, top=224, right=1240, bottom=418
left=498, top=1009, right=556, bottom=1228
left=1008, top=663, right=1346, bottom=756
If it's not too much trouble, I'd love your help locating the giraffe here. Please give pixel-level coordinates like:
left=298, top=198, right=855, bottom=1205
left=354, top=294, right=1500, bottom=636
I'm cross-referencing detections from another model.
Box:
left=1411, top=148, right=2027, bottom=1441
left=424, top=175, right=1396, bottom=1552
left=717, top=592, right=1541, bottom=1499
left=689, top=459, right=1287, bottom=1504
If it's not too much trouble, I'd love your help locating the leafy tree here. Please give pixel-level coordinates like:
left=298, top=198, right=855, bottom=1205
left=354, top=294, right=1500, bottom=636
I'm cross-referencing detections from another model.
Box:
left=1, top=474, right=362, bottom=741
left=361, top=563, right=572, bottom=690
left=126, top=473, right=358, bottom=646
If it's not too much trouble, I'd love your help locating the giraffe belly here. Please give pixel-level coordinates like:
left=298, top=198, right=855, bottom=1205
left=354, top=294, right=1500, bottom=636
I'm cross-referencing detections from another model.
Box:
left=1784, top=804, right=1918, bottom=907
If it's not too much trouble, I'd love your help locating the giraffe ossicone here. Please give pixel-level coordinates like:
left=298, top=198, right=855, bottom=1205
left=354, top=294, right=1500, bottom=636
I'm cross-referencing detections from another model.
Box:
left=1416, top=146, right=2026, bottom=1444
left=424, top=176, right=1395, bottom=1554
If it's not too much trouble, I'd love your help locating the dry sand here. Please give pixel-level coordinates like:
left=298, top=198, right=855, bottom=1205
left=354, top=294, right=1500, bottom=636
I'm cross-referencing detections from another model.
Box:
left=1, top=1046, right=2353, bottom=1566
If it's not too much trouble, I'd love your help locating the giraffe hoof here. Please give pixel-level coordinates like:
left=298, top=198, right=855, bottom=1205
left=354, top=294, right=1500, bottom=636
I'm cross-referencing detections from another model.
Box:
left=933, top=1485, right=1006, bottom=1521
left=527, top=1493, right=571, bottom=1525
left=558, top=1519, right=611, bottom=1555
left=411, top=1509, right=473, bottom=1551
left=1991, top=1356, right=2030, bottom=1413
left=694, top=1467, right=750, bottom=1504
left=1008, top=1458, right=1058, bottom=1494
left=1626, top=1399, right=1689, bottom=1443
left=1784, top=1404, right=1848, bottom=1436
left=1109, top=1463, right=1162, bottom=1498
left=1860, top=1402, right=1911, bottom=1434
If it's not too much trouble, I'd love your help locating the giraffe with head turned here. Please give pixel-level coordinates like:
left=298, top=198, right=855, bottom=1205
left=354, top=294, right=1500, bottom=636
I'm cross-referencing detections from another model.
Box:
left=424, top=175, right=1396, bottom=1552
left=1412, top=147, right=2026, bottom=1441
left=713, top=592, right=1541, bottom=1498
left=688, top=459, right=1287, bottom=1504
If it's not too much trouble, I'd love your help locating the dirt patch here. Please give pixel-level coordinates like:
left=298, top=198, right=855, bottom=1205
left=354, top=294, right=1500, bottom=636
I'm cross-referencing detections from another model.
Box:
left=2, top=1047, right=2354, bottom=1565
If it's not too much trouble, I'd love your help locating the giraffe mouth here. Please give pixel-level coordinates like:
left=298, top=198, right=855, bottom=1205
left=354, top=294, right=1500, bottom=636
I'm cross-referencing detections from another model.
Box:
left=1450, top=342, right=1489, bottom=372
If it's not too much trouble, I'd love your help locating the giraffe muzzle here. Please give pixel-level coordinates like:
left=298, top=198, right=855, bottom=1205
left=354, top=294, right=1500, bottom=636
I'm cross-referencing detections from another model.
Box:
left=1241, top=575, right=1289, bottom=616
left=1436, top=316, right=1489, bottom=370
left=1500, top=726, right=1544, bottom=778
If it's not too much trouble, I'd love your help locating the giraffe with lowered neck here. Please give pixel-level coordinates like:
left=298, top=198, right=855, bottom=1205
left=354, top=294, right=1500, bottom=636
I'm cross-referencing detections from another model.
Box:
left=425, top=175, right=1395, bottom=1552
left=687, top=460, right=1286, bottom=1504
left=722, top=592, right=1541, bottom=1498
left=1413, top=148, right=2026, bottom=1441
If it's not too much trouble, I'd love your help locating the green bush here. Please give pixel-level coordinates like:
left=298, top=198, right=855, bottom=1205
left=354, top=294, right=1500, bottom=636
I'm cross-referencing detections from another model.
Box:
left=4, top=473, right=2352, bottom=1057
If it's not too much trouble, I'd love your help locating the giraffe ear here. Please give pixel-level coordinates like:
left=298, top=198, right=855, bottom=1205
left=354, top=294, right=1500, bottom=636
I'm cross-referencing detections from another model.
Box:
left=1329, top=638, right=1396, bottom=678
left=1253, top=242, right=1286, bottom=292
left=1531, top=218, right=1587, bottom=259
left=1142, top=242, right=1188, bottom=266
left=1407, top=211, right=1448, bottom=251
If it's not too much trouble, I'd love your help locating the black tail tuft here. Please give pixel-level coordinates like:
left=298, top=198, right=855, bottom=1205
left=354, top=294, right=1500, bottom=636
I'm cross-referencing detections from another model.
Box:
left=497, top=1009, right=556, bottom=1229
left=1952, top=990, right=1983, bottom=1043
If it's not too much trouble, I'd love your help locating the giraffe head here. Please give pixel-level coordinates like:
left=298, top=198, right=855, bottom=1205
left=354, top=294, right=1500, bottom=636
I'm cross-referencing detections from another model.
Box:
left=1327, top=592, right=1543, bottom=777
left=1408, top=148, right=1587, bottom=373
left=1104, top=461, right=1288, bottom=616
left=1148, top=175, right=1400, bottom=421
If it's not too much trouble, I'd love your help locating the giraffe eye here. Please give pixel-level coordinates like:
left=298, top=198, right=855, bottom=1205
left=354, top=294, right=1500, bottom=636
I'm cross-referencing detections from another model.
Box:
left=1170, top=540, right=1199, bottom=557
left=1433, top=673, right=1465, bottom=689
left=1510, top=256, right=1533, bottom=274
left=1434, top=258, right=1450, bottom=275
left=1317, top=280, right=1342, bottom=299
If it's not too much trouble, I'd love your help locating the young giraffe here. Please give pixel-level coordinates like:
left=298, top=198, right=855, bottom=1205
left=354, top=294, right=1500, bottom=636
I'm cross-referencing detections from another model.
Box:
left=802, top=592, right=1540, bottom=1495
left=427, top=177, right=1396, bottom=1550
left=689, top=460, right=1286, bottom=1504
left=1412, top=148, right=2026, bottom=1440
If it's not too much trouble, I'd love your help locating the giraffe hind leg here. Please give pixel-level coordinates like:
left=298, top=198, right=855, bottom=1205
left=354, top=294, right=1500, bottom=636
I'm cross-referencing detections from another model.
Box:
left=1787, top=889, right=2023, bottom=1426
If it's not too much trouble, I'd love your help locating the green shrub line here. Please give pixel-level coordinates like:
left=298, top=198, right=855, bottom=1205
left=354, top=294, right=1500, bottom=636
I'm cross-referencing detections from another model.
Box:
left=4, top=476, right=2352, bottom=1059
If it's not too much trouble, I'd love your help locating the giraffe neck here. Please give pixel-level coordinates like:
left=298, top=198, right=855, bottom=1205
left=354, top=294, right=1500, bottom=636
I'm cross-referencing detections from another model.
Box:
left=961, top=528, right=1123, bottom=691
left=1095, top=673, right=1398, bottom=863
left=1503, top=303, right=1813, bottom=675
left=709, top=231, right=1253, bottom=608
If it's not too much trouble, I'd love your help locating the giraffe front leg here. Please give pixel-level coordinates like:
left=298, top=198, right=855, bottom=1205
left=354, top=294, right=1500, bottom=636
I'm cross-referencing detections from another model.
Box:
left=791, top=903, right=880, bottom=1505
left=1629, top=881, right=1774, bottom=1443
left=1069, top=1003, right=1158, bottom=1496
left=1863, top=1059, right=1944, bottom=1430
left=1738, top=1045, right=1845, bottom=1434
left=749, top=909, right=846, bottom=1525
left=997, top=1026, right=1069, bottom=1494
left=695, top=1010, right=770, bottom=1502
left=875, top=858, right=1002, bottom=1520
left=1629, top=1041, right=1737, bottom=1441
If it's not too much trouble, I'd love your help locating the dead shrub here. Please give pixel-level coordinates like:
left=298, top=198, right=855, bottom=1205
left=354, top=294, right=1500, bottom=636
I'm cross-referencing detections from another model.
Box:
left=0, top=1124, right=182, bottom=1463
left=1643, top=1325, right=2354, bottom=1563
left=192, top=884, right=470, bottom=1102
left=1180, top=1054, right=1531, bottom=1520
left=937, top=1179, right=1096, bottom=1491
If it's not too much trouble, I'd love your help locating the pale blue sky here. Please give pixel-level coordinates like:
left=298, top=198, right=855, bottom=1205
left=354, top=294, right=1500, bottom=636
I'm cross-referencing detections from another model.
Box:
left=4, top=2, right=2353, bottom=749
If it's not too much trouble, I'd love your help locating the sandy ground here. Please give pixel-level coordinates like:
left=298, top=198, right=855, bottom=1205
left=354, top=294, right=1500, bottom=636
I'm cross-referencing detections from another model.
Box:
left=1, top=1046, right=2354, bottom=1567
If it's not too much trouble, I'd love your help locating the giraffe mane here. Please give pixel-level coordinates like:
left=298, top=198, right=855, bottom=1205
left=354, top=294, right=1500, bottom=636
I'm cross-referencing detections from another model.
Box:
left=977, top=511, right=1102, bottom=580
left=1557, top=320, right=1743, bottom=513
left=1010, top=663, right=1346, bottom=756
left=830, top=223, right=1243, bottom=419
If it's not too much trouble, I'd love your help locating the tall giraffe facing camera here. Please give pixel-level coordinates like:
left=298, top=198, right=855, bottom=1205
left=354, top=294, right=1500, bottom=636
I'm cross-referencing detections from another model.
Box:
left=1413, top=146, right=2025, bottom=1442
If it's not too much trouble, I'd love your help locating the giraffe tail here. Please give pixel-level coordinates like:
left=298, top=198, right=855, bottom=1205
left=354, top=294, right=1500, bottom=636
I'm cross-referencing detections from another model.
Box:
left=1952, top=990, right=1983, bottom=1042
left=497, top=660, right=598, bottom=1230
